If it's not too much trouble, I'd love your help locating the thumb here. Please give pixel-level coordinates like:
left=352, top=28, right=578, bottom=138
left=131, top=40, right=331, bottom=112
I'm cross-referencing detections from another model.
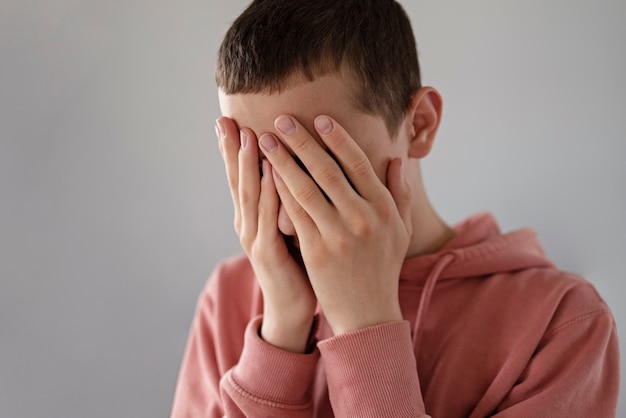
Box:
left=387, top=158, right=412, bottom=233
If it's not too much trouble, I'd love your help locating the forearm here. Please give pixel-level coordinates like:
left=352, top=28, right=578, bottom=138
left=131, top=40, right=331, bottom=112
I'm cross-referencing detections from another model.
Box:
left=220, top=316, right=320, bottom=417
left=319, top=321, right=429, bottom=418
left=261, top=302, right=316, bottom=354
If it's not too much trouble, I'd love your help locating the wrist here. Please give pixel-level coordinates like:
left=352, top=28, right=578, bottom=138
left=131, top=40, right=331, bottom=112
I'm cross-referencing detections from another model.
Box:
left=327, top=304, right=403, bottom=336
left=261, top=311, right=316, bottom=354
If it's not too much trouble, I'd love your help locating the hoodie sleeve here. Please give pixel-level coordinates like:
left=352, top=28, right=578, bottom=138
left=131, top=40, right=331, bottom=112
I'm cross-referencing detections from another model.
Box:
left=493, top=308, right=619, bottom=417
left=219, top=316, right=320, bottom=418
left=170, top=261, right=320, bottom=418
left=318, top=321, right=430, bottom=418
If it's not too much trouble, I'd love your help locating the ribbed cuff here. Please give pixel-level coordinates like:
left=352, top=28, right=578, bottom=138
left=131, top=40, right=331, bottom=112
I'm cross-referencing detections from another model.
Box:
left=230, top=316, right=320, bottom=405
left=318, top=321, right=425, bottom=417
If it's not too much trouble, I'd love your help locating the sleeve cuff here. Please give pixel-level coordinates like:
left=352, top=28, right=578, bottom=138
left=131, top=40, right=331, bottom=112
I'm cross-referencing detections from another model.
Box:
left=229, top=315, right=321, bottom=405
left=318, top=321, right=425, bottom=416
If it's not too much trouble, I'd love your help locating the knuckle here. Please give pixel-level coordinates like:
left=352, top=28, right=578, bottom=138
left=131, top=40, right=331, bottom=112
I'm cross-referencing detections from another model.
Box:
left=291, top=204, right=309, bottom=221
left=354, top=221, right=374, bottom=238
left=266, top=150, right=289, bottom=172
left=294, top=184, right=319, bottom=206
left=318, top=165, right=343, bottom=186
left=239, top=229, right=254, bottom=250
left=349, top=158, right=372, bottom=178
left=377, top=199, right=395, bottom=221
left=227, top=175, right=238, bottom=192
left=398, top=188, right=411, bottom=203
left=257, top=200, right=277, bottom=222
left=325, top=129, right=346, bottom=148
left=350, top=213, right=374, bottom=238
left=256, top=203, right=270, bottom=219
left=238, top=188, right=256, bottom=207
left=290, top=135, right=312, bottom=153
left=284, top=201, right=309, bottom=224
left=249, top=242, right=265, bottom=261
left=332, top=233, right=352, bottom=253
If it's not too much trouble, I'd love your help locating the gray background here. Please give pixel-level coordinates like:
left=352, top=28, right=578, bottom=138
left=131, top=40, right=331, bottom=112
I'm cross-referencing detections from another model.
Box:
left=0, top=1, right=623, bottom=417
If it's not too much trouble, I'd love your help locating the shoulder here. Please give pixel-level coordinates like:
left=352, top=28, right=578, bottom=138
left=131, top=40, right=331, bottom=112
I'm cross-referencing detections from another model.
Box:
left=204, top=254, right=256, bottom=293
left=197, top=254, right=263, bottom=320
left=482, top=266, right=613, bottom=335
left=439, top=266, right=614, bottom=340
left=512, top=267, right=609, bottom=312
left=181, top=255, right=263, bottom=378
left=205, top=254, right=254, bottom=289
left=531, top=269, right=613, bottom=336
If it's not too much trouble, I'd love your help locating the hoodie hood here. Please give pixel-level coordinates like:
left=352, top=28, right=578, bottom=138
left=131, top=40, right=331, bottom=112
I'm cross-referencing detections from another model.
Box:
left=402, top=212, right=556, bottom=351
left=400, top=212, right=555, bottom=284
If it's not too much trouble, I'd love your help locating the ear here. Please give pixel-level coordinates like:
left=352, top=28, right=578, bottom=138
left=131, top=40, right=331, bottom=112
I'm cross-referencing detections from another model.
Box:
left=405, top=87, right=443, bottom=159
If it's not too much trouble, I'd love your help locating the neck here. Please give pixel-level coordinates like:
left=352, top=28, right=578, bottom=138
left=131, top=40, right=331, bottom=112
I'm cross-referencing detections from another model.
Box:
left=405, top=171, right=456, bottom=258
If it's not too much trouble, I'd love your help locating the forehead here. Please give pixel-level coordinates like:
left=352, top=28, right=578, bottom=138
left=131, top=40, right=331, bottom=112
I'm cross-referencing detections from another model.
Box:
left=218, top=74, right=402, bottom=182
left=218, top=75, right=365, bottom=136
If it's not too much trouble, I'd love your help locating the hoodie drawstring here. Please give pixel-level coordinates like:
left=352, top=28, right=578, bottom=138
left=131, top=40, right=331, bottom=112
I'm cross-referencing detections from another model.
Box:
left=412, top=253, right=456, bottom=353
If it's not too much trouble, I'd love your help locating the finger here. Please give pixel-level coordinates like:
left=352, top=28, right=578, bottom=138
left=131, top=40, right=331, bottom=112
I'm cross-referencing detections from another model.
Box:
left=271, top=162, right=319, bottom=240
left=256, top=160, right=280, bottom=240
left=217, top=117, right=243, bottom=232
left=238, top=128, right=261, bottom=245
left=259, top=161, right=309, bottom=274
left=274, top=115, right=357, bottom=208
left=259, top=131, right=333, bottom=226
left=216, top=125, right=223, bottom=155
left=313, top=115, right=387, bottom=202
left=387, top=158, right=412, bottom=233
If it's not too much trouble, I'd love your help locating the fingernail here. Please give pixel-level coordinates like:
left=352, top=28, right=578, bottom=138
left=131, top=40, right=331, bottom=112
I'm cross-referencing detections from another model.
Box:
left=261, top=159, right=268, bottom=176
left=240, top=130, right=248, bottom=149
left=315, top=116, right=333, bottom=135
left=276, top=116, right=296, bottom=135
left=260, top=133, right=278, bottom=152
left=215, top=119, right=223, bottom=138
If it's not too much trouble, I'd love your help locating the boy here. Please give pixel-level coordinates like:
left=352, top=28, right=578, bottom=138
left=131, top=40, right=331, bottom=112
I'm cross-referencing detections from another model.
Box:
left=171, top=0, right=619, bottom=416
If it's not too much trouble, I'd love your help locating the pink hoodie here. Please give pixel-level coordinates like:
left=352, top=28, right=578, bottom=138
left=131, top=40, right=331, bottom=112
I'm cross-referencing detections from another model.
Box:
left=171, top=213, right=619, bottom=417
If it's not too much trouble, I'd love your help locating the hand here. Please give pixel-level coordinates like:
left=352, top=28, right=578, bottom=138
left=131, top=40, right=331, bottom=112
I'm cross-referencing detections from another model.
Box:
left=216, top=117, right=317, bottom=353
left=258, top=115, right=412, bottom=335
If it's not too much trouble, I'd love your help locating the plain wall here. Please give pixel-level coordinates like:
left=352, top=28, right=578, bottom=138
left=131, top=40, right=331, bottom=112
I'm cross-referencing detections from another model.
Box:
left=0, top=1, right=623, bottom=417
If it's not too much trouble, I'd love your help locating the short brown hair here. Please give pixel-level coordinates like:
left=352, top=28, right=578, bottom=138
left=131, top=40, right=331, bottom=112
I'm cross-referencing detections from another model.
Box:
left=216, top=0, right=422, bottom=137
